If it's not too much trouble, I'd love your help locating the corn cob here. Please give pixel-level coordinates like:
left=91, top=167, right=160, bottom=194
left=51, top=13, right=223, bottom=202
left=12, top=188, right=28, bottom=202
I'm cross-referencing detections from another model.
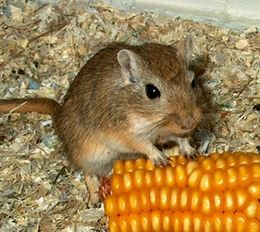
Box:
left=104, top=152, right=260, bottom=232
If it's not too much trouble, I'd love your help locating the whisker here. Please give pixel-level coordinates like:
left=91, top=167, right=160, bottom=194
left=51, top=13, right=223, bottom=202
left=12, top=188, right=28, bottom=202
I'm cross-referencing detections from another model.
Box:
left=136, top=117, right=170, bottom=138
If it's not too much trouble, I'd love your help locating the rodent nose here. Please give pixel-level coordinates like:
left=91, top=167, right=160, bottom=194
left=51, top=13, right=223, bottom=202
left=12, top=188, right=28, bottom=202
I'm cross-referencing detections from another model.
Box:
left=181, top=116, right=197, bottom=131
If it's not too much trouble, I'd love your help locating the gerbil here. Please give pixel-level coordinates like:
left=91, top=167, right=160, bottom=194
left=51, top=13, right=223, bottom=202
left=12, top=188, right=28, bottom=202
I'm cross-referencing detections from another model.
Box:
left=0, top=38, right=202, bottom=204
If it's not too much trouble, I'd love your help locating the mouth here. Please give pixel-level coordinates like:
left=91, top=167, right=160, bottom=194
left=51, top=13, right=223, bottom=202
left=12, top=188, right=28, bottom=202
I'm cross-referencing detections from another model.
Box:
left=164, top=109, right=201, bottom=134
left=158, top=125, right=195, bottom=138
left=180, top=121, right=199, bottom=134
left=160, top=119, right=199, bottom=137
left=177, top=128, right=196, bottom=137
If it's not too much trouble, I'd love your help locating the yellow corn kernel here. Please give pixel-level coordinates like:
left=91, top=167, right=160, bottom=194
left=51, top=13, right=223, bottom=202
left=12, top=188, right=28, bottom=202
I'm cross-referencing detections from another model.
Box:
left=129, top=213, right=141, bottom=232
left=133, top=170, right=145, bottom=189
left=175, top=165, right=188, bottom=187
left=159, top=186, right=171, bottom=210
left=200, top=173, right=212, bottom=191
left=169, top=188, right=180, bottom=210
left=203, top=216, right=213, bottom=232
left=213, top=191, right=224, bottom=211
left=149, top=187, right=160, bottom=210
left=117, top=194, right=128, bottom=215
left=171, top=212, right=182, bottom=231
left=150, top=210, right=162, bottom=232
left=139, top=188, right=150, bottom=210
left=190, top=188, right=201, bottom=211
left=105, top=152, right=260, bottom=231
left=215, top=157, right=227, bottom=169
left=145, top=159, right=155, bottom=170
left=252, top=164, right=260, bottom=180
left=161, top=211, right=172, bottom=231
left=164, top=166, right=176, bottom=187
left=186, top=160, right=199, bottom=175
left=143, top=171, right=154, bottom=188
left=128, top=190, right=141, bottom=213
left=238, top=165, right=251, bottom=187
left=226, top=155, right=237, bottom=166
left=193, top=213, right=203, bottom=231
left=183, top=212, right=193, bottom=232
left=125, top=160, right=135, bottom=172
left=188, top=168, right=202, bottom=188
left=111, top=174, right=123, bottom=194
left=201, top=157, right=215, bottom=171
left=122, top=172, right=133, bottom=192
left=213, top=169, right=227, bottom=191
left=237, top=154, right=252, bottom=165
left=224, top=190, right=236, bottom=211
left=180, top=188, right=189, bottom=210
left=154, top=167, right=164, bottom=187
left=235, top=212, right=247, bottom=232
left=140, top=212, right=152, bottom=232
left=247, top=219, right=260, bottom=232
left=226, top=166, right=237, bottom=189
left=236, top=188, right=249, bottom=209
left=212, top=213, right=224, bottom=231
left=113, top=160, right=124, bottom=174
left=134, top=158, right=146, bottom=170
left=244, top=199, right=260, bottom=219
left=248, top=184, right=260, bottom=199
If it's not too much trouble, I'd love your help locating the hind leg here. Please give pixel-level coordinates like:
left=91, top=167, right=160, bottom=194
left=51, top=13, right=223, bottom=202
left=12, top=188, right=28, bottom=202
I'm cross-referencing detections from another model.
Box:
left=84, top=175, right=101, bottom=206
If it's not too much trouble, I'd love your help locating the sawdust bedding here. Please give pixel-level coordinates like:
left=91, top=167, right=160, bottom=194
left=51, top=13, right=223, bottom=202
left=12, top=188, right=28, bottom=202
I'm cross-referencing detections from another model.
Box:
left=0, top=0, right=259, bottom=231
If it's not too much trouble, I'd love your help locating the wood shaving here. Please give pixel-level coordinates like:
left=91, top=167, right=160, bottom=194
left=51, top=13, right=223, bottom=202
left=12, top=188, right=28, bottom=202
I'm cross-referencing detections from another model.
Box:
left=0, top=0, right=259, bottom=231
left=235, top=39, right=249, bottom=50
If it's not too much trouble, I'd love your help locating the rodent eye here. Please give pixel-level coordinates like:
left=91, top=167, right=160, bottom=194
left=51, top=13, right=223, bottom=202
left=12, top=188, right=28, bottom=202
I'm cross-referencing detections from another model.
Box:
left=188, top=71, right=196, bottom=89
left=191, top=78, right=196, bottom=88
left=146, top=84, right=161, bottom=99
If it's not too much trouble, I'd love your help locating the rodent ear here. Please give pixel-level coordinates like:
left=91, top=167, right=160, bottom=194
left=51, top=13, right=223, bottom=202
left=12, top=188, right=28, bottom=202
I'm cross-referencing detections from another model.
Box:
left=178, top=36, right=193, bottom=66
left=117, top=49, right=142, bottom=82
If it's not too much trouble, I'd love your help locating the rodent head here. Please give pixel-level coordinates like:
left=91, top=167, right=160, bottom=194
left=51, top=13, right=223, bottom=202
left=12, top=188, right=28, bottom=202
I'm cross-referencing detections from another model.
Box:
left=117, top=38, right=202, bottom=137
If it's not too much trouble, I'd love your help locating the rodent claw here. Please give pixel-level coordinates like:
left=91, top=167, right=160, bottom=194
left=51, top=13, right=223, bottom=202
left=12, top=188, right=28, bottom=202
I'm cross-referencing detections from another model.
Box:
left=184, top=152, right=198, bottom=160
left=152, top=152, right=170, bottom=167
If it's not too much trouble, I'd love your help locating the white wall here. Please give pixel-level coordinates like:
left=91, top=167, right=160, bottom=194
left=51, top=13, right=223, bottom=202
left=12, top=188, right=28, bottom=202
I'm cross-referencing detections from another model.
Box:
left=106, top=0, right=260, bottom=30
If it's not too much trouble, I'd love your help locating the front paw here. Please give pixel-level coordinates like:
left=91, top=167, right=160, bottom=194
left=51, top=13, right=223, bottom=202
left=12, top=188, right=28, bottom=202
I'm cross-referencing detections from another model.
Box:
left=183, top=146, right=198, bottom=160
left=151, top=151, right=170, bottom=167
left=177, top=138, right=198, bottom=160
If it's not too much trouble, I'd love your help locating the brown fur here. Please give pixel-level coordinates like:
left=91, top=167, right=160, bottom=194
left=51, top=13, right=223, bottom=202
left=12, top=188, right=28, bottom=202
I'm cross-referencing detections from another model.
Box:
left=0, top=40, right=202, bottom=204
left=0, top=98, right=60, bottom=118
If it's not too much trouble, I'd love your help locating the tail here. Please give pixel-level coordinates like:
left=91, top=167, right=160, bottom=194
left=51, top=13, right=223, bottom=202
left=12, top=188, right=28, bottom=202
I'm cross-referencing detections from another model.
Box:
left=0, top=98, right=61, bottom=118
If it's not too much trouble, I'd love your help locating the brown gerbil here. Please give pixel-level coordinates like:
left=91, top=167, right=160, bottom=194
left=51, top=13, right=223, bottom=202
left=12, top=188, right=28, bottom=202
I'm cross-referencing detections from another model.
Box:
left=0, top=38, right=202, bottom=204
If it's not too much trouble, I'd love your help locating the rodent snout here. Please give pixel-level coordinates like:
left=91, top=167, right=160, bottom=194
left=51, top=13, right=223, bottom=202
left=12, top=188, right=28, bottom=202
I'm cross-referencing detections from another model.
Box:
left=180, top=108, right=201, bottom=132
left=180, top=116, right=197, bottom=131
